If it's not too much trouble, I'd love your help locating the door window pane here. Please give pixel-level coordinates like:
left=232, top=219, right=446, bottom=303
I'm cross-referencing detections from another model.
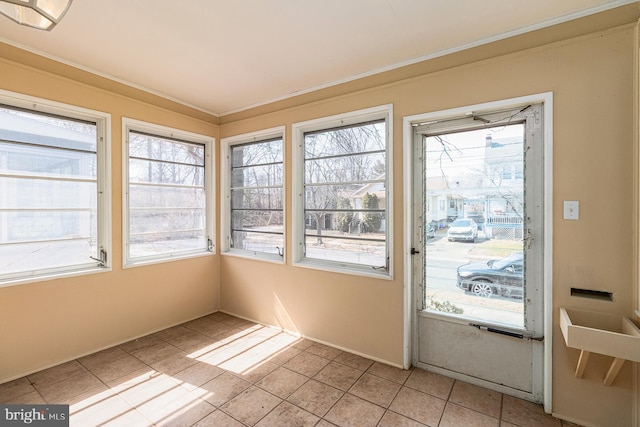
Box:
left=424, top=124, right=524, bottom=328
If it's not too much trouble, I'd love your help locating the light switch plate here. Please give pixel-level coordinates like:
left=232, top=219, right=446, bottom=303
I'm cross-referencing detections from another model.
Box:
left=563, top=200, right=579, bottom=220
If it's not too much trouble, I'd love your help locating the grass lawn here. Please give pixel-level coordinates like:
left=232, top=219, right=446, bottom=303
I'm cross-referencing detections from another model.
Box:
left=468, top=237, right=522, bottom=258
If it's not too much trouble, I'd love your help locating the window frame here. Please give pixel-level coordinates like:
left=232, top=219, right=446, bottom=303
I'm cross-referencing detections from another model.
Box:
left=0, top=89, right=112, bottom=287
left=292, top=104, right=393, bottom=278
left=122, top=118, right=215, bottom=268
left=220, top=126, right=286, bottom=263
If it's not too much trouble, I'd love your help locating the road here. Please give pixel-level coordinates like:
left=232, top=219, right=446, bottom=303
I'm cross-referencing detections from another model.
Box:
left=420, top=234, right=524, bottom=327
left=423, top=258, right=464, bottom=293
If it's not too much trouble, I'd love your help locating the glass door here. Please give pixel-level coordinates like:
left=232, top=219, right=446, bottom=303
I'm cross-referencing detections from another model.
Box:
left=412, top=102, right=545, bottom=402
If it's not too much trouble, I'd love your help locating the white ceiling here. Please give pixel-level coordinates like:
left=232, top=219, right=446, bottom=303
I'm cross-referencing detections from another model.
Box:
left=0, top=0, right=636, bottom=116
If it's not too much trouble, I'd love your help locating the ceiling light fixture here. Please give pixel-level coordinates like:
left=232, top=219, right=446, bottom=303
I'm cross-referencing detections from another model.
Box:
left=0, top=0, right=72, bottom=31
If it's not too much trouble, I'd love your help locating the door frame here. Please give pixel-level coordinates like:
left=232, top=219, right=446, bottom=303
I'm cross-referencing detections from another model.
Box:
left=402, top=92, right=554, bottom=412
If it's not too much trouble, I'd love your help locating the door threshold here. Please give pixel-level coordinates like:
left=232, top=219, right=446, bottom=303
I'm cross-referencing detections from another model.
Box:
left=415, top=362, right=541, bottom=404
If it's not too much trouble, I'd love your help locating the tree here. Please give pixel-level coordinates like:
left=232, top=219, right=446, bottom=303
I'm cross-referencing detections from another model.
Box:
left=127, top=133, right=206, bottom=242
left=304, top=122, right=385, bottom=244
left=362, top=193, right=382, bottom=233
left=337, top=197, right=354, bottom=232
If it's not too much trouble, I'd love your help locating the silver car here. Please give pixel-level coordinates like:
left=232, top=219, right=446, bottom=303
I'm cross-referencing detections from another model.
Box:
left=447, top=218, right=478, bottom=242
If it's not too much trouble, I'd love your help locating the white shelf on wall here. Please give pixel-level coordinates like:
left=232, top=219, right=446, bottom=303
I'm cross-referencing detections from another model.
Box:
left=560, top=307, right=640, bottom=386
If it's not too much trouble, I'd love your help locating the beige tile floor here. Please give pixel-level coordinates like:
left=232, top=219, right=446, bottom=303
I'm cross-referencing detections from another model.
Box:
left=0, top=312, right=580, bottom=427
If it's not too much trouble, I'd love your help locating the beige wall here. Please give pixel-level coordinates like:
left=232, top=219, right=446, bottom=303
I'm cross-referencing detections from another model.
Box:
left=0, top=53, right=220, bottom=383
left=219, top=22, right=638, bottom=427
left=0, top=7, right=638, bottom=427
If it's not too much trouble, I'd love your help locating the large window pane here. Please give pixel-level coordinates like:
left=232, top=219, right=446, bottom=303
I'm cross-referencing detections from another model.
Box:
left=126, top=128, right=209, bottom=262
left=302, top=120, right=387, bottom=269
left=229, top=137, right=284, bottom=256
left=0, top=104, right=103, bottom=282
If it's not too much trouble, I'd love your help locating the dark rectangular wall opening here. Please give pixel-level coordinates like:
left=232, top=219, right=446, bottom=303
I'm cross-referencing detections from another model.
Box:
left=570, top=288, right=613, bottom=301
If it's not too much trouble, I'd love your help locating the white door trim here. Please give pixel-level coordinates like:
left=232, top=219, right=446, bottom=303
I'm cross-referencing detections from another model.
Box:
left=402, top=92, right=554, bottom=412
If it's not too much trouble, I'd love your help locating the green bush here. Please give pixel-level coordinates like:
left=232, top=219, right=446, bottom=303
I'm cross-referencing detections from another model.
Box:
left=427, top=300, right=464, bottom=314
left=337, top=197, right=354, bottom=232
left=362, top=193, right=382, bottom=233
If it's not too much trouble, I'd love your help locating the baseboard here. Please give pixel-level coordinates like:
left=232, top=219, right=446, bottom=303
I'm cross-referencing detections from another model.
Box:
left=219, top=309, right=404, bottom=369
left=0, top=309, right=220, bottom=385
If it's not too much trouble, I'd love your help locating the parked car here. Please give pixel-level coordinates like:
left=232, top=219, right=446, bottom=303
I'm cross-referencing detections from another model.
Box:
left=447, top=218, right=478, bottom=242
left=426, top=224, right=436, bottom=239
left=456, top=252, right=524, bottom=298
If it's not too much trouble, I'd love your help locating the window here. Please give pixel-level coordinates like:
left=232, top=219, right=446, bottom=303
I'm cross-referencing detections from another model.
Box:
left=501, top=165, right=512, bottom=180
left=515, top=164, right=523, bottom=179
left=221, top=127, right=284, bottom=261
left=123, top=118, right=214, bottom=266
left=0, top=90, right=111, bottom=286
left=292, top=105, right=392, bottom=277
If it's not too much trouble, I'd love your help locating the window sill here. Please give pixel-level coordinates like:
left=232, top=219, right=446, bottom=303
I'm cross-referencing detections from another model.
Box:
left=124, top=250, right=215, bottom=269
left=221, top=249, right=284, bottom=264
left=0, top=265, right=112, bottom=288
left=293, top=258, right=392, bottom=280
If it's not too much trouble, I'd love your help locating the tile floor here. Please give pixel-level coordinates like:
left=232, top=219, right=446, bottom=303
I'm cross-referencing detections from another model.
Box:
left=0, top=312, right=579, bottom=427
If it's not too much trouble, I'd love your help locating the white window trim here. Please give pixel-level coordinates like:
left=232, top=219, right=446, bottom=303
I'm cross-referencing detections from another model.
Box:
left=220, top=126, right=286, bottom=263
left=292, top=104, right=393, bottom=279
left=122, top=118, right=215, bottom=268
left=0, top=89, right=112, bottom=287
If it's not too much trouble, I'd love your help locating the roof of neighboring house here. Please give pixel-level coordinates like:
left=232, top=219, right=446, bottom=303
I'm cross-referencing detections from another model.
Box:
left=0, top=109, right=95, bottom=151
left=351, top=174, right=385, bottom=199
